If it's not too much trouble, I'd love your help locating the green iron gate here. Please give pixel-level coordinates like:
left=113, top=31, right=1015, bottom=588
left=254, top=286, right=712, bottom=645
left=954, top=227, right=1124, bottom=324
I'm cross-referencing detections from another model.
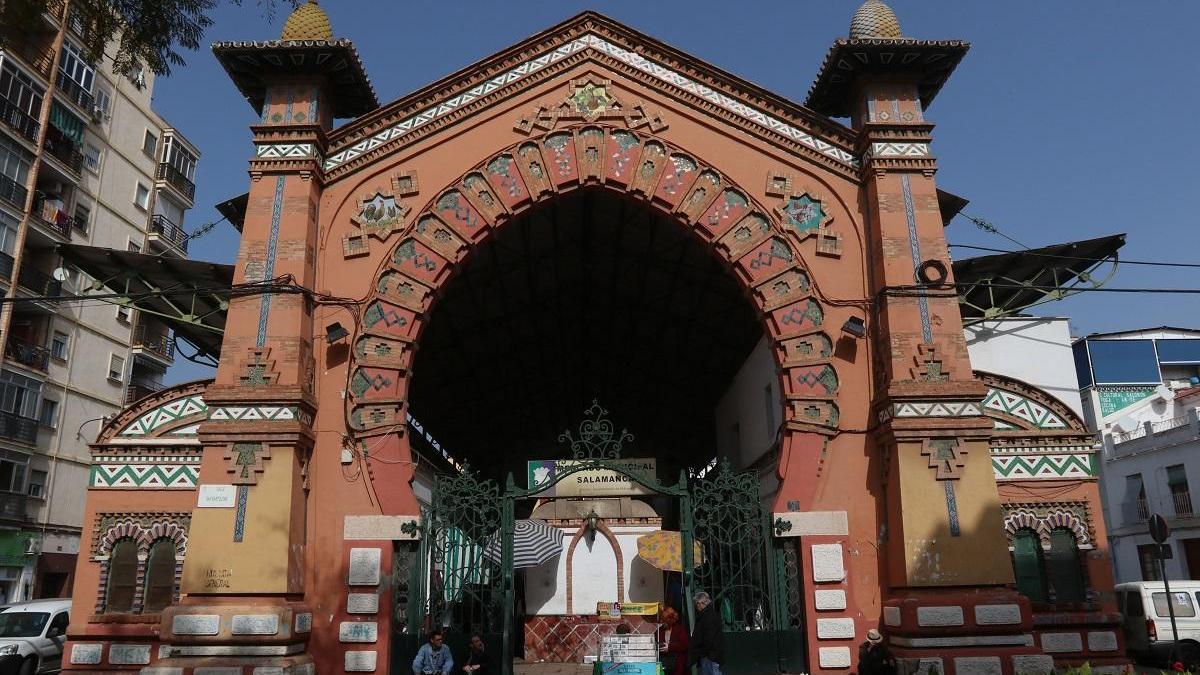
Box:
left=689, top=460, right=807, bottom=674
left=396, top=402, right=804, bottom=675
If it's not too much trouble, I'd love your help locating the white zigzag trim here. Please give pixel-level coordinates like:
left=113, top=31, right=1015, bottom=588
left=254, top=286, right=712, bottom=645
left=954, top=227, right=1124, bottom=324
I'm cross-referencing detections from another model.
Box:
left=322, top=34, right=856, bottom=171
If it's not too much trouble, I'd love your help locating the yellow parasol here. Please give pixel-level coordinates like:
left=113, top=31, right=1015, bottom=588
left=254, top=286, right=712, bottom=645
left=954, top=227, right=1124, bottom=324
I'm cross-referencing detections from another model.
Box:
left=636, top=530, right=703, bottom=572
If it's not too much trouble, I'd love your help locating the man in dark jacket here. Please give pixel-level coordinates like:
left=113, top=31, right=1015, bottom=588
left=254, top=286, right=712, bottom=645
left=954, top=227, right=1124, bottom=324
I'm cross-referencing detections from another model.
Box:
left=689, top=591, right=724, bottom=675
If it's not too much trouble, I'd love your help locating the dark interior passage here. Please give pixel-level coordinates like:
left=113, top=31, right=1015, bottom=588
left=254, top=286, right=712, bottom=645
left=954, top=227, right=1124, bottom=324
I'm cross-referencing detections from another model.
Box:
left=408, top=189, right=764, bottom=478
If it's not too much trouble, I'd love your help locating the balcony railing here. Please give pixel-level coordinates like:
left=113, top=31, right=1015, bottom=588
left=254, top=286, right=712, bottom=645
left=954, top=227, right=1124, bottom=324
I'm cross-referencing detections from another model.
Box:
left=149, top=214, right=189, bottom=253
left=0, top=95, right=40, bottom=144
left=55, top=70, right=93, bottom=111
left=11, top=39, right=55, bottom=80
left=1123, top=498, right=1151, bottom=526
left=124, top=382, right=165, bottom=405
left=0, top=173, right=27, bottom=210
left=156, top=163, right=195, bottom=201
left=0, top=410, right=38, bottom=444
left=42, top=134, right=83, bottom=174
left=133, top=324, right=174, bottom=362
left=31, top=193, right=73, bottom=238
left=4, top=338, right=49, bottom=372
left=1173, top=491, right=1195, bottom=519
left=17, top=265, right=62, bottom=297
left=0, top=491, right=30, bottom=521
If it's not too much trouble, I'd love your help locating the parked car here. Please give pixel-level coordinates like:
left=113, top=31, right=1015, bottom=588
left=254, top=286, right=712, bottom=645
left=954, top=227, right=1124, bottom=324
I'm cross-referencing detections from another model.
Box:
left=0, top=599, right=71, bottom=674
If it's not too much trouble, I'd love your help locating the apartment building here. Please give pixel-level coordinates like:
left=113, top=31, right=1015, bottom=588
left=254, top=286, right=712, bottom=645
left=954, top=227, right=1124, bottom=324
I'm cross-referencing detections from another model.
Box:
left=0, top=1, right=198, bottom=602
left=1075, top=328, right=1200, bottom=583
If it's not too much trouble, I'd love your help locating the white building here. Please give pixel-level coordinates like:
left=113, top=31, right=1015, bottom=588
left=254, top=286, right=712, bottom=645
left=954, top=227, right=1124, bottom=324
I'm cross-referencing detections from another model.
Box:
left=1075, top=327, right=1200, bottom=583
left=0, top=3, right=198, bottom=601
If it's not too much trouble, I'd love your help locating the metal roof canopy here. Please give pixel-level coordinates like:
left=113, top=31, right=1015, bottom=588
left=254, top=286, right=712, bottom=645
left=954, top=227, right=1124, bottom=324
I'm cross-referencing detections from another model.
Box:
left=56, top=244, right=234, bottom=360
left=952, top=233, right=1126, bottom=321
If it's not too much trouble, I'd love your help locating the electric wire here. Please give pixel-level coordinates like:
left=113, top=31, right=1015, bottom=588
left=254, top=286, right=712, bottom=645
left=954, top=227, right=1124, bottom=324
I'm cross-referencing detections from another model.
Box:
left=949, top=243, right=1200, bottom=269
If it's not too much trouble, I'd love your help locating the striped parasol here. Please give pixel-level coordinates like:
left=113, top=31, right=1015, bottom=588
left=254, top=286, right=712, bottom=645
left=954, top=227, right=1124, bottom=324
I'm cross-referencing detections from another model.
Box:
left=482, top=519, right=565, bottom=568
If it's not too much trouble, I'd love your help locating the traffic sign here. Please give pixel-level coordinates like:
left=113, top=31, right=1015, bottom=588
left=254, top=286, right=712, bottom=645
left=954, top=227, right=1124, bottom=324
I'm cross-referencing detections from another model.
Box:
left=1151, top=514, right=1171, bottom=543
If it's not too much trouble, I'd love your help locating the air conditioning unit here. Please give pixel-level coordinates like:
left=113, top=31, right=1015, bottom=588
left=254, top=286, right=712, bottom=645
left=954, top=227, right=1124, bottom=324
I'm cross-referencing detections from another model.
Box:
left=89, top=104, right=104, bottom=123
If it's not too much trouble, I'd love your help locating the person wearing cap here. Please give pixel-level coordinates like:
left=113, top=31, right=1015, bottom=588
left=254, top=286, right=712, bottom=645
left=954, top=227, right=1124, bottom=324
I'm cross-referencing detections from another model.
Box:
left=859, top=628, right=896, bottom=675
left=689, top=591, right=724, bottom=675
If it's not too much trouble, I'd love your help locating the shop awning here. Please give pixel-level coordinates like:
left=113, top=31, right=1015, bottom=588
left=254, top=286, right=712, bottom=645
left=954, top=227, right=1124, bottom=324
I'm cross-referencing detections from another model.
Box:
left=56, top=244, right=234, bottom=360
left=952, top=234, right=1126, bottom=320
left=49, top=101, right=84, bottom=146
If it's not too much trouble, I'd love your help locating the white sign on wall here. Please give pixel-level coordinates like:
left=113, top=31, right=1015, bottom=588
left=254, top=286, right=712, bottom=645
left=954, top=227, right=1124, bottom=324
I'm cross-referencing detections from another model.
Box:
left=197, top=485, right=237, bottom=508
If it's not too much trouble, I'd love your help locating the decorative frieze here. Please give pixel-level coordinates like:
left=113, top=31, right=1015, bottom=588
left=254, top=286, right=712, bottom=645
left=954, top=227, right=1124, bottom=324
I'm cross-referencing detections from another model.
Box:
left=323, top=34, right=856, bottom=173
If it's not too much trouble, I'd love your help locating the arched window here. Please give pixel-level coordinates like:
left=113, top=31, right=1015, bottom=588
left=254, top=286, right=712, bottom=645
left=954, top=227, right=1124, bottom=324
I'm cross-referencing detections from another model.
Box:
left=1046, top=528, right=1085, bottom=604
left=105, top=539, right=138, bottom=613
left=1011, top=528, right=1046, bottom=602
left=142, top=538, right=177, bottom=612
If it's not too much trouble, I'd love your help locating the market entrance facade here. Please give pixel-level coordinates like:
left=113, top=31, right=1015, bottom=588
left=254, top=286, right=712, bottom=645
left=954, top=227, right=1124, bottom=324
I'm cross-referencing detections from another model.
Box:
left=61, top=6, right=1075, bottom=675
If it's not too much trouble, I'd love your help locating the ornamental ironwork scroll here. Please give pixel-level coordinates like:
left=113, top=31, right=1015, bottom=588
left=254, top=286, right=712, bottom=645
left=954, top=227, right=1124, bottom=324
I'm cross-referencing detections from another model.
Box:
left=691, top=459, right=777, bottom=632
left=424, top=464, right=505, bottom=637
left=557, top=399, right=634, bottom=460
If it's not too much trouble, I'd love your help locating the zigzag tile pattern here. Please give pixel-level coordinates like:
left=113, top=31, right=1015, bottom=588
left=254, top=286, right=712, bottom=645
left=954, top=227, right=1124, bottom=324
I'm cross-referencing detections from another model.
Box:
left=981, top=388, right=1067, bottom=429
left=991, top=454, right=1095, bottom=480
left=117, top=396, right=208, bottom=437
left=89, top=464, right=200, bottom=489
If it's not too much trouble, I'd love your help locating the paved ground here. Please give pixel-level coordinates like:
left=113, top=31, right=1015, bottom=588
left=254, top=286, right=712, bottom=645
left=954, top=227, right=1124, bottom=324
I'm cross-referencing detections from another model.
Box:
left=513, top=661, right=594, bottom=675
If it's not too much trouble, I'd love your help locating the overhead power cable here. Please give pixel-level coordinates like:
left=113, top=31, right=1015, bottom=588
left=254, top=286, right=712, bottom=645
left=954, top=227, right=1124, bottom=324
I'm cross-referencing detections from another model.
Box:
left=957, top=212, right=1029, bottom=249
left=949, top=243, right=1200, bottom=269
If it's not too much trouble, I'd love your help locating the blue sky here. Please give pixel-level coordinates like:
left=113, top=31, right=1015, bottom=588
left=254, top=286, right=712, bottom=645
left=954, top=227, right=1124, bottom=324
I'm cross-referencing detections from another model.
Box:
left=152, top=1, right=1200, bottom=383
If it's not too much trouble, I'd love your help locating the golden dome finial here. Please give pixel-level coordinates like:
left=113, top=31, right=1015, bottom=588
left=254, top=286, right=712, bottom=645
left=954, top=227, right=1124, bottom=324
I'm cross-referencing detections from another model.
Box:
left=849, top=0, right=903, bottom=39
left=281, top=0, right=333, bottom=41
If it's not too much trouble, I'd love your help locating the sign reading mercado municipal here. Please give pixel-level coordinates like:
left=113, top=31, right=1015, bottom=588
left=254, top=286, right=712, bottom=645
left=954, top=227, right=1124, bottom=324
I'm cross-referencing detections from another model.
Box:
left=527, top=458, right=656, bottom=497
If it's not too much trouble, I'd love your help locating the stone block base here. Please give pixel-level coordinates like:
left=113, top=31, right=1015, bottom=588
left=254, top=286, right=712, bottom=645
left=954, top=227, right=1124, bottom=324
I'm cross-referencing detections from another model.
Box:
left=140, top=654, right=314, bottom=675
left=884, top=588, right=1050, bottom=675
left=1031, top=609, right=1130, bottom=671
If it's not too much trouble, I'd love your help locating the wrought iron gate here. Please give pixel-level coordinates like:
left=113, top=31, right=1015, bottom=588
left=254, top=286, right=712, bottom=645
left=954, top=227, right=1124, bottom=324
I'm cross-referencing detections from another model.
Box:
left=398, top=403, right=803, bottom=675
left=427, top=467, right=506, bottom=637
left=689, top=460, right=806, bottom=674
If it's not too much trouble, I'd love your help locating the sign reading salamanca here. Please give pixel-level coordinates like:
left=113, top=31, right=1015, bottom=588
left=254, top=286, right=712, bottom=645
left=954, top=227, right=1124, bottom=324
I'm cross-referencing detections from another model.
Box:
left=526, top=459, right=657, bottom=497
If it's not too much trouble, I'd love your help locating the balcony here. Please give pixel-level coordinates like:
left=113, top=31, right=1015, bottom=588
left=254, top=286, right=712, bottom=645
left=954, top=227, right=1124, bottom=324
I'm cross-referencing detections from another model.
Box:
left=132, top=323, right=174, bottom=364
left=0, top=173, right=27, bottom=210
left=0, top=95, right=40, bottom=144
left=42, top=134, right=83, bottom=175
left=1123, top=498, right=1151, bottom=526
left=0, top=410, right=38, bottom=444
left=30, top=193, right=74, bottom=239
left=55, top=70, right=93, bottom=111
left=1173, top=491, right=1195, bottom=519
left=156, top=163, right=195, bottom=202
left=0, top=491, right=30, bottom=522
left=124, top=382, right=165, bottom=405
left=148, top=214, right=188, bottom=254
left=4, top=337, right=49, bottom=373
left=17, top=265, right=62, bottom=297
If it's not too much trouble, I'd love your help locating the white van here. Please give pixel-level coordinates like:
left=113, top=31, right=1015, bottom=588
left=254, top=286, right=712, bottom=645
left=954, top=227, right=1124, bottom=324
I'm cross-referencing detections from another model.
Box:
left=1117, top=581, right=1200, bottom=665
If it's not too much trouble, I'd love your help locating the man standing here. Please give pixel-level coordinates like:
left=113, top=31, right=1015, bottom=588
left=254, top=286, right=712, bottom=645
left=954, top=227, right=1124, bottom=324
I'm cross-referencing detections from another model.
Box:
left=858, top=629, right=896, bottom=675
left=413, top=630, right=455, bottom=675
left=689, top=591, right=724, bottom=675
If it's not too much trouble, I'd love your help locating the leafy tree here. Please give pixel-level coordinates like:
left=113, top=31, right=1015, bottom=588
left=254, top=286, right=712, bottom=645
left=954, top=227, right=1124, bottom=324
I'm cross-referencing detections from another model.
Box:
left=0, top=0, right=294, bottom=80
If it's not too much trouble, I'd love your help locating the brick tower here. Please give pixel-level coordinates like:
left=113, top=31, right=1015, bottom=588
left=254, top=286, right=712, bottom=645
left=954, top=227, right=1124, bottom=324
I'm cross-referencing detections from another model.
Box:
left=807, top=2, right=1053, bottom=673
left=151, top=2, right=377, bottom=671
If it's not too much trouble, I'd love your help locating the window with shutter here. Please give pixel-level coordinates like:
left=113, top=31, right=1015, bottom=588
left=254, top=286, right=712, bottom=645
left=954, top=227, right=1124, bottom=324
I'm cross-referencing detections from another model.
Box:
left=1046, top=528, right=1085, bottom=604
left=142, top=538, right=177, bottom=612
left=105, top=539, right=138, bottom=612
left=1012, top=528, right=1046, bottom=602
